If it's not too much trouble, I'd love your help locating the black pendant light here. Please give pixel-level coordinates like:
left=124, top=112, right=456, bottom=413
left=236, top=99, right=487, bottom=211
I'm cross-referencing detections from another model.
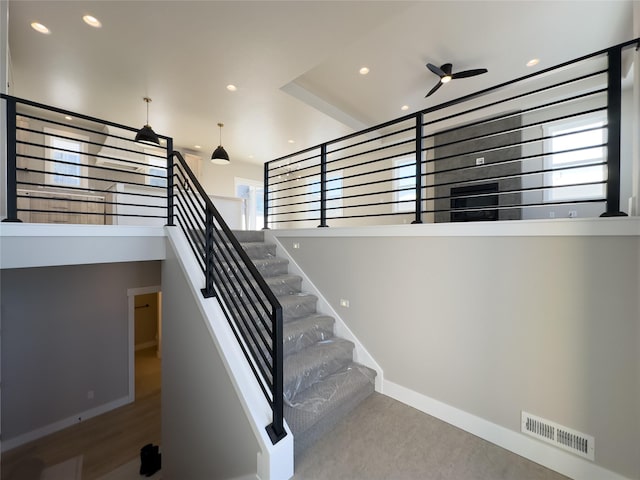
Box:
left=135, top=97, right=160, bottom=145
left=211, top=122, right=230, bottom=164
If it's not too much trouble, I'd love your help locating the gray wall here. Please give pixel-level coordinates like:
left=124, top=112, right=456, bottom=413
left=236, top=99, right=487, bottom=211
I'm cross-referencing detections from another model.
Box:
left=0, top=261, right=161, bottom=441
left=162, top=244, right=259, bottom=479
left=275, top=233, right=640, bottom=480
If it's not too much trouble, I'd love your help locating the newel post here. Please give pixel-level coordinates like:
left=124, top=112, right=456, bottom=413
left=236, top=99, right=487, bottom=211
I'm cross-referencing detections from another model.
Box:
left=318, top=144, right=328, bottom=227
left=412, top=111, right=424, bottom=224
left=3, top=96, right=20, bottom=222
left=601, top=46, right=626, bottom=217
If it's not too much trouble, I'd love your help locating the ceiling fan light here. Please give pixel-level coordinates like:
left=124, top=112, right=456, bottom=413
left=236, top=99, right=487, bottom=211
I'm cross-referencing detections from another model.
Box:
left=135, top=124, right=160, bottom=145
left=441, top=75, right=452, bottom=84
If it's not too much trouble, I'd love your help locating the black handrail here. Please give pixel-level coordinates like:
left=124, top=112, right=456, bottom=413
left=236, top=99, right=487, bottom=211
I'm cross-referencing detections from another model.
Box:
left=170, top=151, right=286, bottom=444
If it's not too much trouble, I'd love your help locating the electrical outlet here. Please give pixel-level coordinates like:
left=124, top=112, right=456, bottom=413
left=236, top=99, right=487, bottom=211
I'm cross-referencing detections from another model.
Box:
left=549, top=211, right=556, bottom=218
left=293, top=242, right=300, bottom=249
left=87, top=390, right=94, bottom=400
left=475, top=157, right=485, bottom=166
left=569, top=210, right=578, bottom=218
left=339, top=299, right=350, bottom=308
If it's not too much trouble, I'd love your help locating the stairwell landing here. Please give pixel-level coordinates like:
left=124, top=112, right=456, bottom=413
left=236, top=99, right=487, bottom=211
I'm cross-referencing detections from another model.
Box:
left=234, top=230, right=377, bottom=457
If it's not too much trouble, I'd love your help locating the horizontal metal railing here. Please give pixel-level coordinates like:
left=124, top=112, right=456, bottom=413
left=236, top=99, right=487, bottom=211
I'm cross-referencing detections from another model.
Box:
left=171, top=151, right=286, bottom=444
left=1, top=95, right=287, bottom=444
left=1, top=94, right=172, bottom=226
left=264, top=39, right=637, bottom=228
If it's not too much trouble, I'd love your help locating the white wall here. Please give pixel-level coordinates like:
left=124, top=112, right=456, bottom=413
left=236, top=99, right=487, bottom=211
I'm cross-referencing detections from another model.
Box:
left=198, top=155, right=263, bottom=198
left=274, top=223, right=640, bottom=480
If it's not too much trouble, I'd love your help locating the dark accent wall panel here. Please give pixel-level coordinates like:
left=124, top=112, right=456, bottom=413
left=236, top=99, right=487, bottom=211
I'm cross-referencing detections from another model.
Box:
left=434, top=114, right=522, bottom=223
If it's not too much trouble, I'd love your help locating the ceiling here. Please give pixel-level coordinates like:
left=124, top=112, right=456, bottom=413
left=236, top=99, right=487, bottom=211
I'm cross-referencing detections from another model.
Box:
left=6, top=1, right=636, bottom=165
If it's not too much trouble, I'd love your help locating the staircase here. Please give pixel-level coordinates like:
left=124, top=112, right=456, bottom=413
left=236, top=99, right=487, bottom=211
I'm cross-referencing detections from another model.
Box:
left=234, top=230, right=377, bottom=456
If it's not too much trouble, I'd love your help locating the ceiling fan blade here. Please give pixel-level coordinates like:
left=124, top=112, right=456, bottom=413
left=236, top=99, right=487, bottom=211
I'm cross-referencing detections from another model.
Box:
left=425, top=81, right=443, bottom=97
left=427, top=63, right=445, bottom=77
left=452, top=68, right=488, bottom=79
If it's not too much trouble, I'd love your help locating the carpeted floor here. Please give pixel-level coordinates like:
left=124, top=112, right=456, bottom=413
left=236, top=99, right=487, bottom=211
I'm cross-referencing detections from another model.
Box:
left=293, top=393, right=569, bottom=480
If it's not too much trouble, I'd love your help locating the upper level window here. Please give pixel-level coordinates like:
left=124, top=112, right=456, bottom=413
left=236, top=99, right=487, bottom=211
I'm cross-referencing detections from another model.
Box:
left=308, top=170, right=343, bottom=217
left=393, top=157, right=416, bottom=212
left=45, top=129, right=89, bottom=188
left=143, top=146, right=167, bottom=188
left=545, top=114, right=606, bottom=202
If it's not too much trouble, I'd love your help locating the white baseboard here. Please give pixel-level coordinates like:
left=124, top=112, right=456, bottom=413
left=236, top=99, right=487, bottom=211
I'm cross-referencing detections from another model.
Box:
left=135, top=340, right=158, bottom=351
left=383, top=380, right=632, bottom=480
left=1, top=395, right=131, bottom=453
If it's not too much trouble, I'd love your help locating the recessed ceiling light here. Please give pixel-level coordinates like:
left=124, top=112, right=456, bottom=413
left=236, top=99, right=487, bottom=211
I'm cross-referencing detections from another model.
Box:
left=64, top=115, right=73, bottom=121
left=31, top=22, right=50, bottom=34
left=401, top=105, right=409, bottom=111
left=359, top=67, right=370, bottom=75
left=226, top=84, right=237, bottom=92
left=194, top=145, right=201, bottom=149
left=288, top=139, right=295, bottom=144
left=526, top=58, right=540, bottom=67
left=248, top=154, right=254, bottom=159
left=82, top=15, right=102, bottom=28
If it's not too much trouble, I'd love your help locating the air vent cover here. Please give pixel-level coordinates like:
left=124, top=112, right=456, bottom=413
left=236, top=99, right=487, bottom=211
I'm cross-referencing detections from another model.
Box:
left=521, top=411, right=594, bottom=461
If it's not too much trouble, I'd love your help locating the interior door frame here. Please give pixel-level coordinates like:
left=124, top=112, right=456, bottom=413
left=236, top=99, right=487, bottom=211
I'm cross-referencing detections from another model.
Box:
left=127, top=285, right=162, bottom=402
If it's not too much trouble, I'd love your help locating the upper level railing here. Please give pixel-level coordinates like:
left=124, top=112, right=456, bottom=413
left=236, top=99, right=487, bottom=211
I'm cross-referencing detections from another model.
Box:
left=0, top=94, right=286, bottom=444
left=1, top=94, right=172, bottom=226
left=264, top=39, right=638, bottom=228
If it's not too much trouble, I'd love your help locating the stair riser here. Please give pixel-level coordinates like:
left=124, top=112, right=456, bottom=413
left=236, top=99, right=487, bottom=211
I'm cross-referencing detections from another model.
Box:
left=283, top=340, right=355, bottom=403
left=268, top=277, right=303, bottom=296
left=232, top=230, right=265, bottom=243
left=283, top=317, right=335, bottom=356
left=242, top=243, right=277, bottom=259
left=282, top=297, right=317, bottom=321
left=256, top=262, right=289, bottom=277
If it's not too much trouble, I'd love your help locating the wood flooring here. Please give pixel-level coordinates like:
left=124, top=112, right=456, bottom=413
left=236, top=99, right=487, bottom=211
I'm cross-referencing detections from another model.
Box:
left=1, top=348, right=161, bottom=480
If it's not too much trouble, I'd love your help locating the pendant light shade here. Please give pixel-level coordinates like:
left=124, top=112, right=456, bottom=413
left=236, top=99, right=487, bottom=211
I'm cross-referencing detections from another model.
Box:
left=135, top=97, right=160, bottom=145
left=211, top=122, right=230, bottom=164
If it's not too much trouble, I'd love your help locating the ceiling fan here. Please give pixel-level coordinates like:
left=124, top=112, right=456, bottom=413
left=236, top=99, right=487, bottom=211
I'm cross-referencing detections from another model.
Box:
left=425, top=63, right=488, bottom=97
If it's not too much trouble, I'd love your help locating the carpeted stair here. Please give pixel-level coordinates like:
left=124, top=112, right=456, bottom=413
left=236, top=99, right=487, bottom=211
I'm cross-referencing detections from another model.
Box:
left=233, top=230, right=376, bottom=457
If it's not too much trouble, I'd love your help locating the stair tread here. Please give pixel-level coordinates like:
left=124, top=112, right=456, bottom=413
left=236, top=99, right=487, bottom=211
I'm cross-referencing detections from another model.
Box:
left=283, top=314, right=335, bottom=356
left=284, top=338, right=354, bottom=402
left=284, top=362, right=376, bottom=436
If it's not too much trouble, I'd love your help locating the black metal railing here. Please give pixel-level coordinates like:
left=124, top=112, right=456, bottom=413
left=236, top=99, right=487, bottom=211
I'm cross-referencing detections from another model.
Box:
left=1, top=94, right=286, bottom=444
left=171, top=151, right=286, bottom=444
left=264, top=39, right=637, bottom=228
left=1, top=94, right=172, bottom=225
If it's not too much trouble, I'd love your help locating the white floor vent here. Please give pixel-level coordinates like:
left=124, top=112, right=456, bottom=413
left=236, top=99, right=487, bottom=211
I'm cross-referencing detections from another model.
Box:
left=521, top=411, right=595, bottom=461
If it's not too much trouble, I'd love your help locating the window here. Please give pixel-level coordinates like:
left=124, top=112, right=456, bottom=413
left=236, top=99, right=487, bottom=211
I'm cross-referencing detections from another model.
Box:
left=545, top=114, right=606, bottom=202
left=393, top=157, right=416, bottom=212
left=308, top=171, right=343, bottom=217
left=45, top=129, right=89, bottom=187
left=235, top=178, right=264, bottom=230
left=145, top=150, right=167, bottom=188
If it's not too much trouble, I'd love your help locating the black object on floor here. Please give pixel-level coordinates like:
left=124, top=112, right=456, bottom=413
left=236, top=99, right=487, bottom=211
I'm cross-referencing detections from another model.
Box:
left=139, top=443, right=161, bottom=477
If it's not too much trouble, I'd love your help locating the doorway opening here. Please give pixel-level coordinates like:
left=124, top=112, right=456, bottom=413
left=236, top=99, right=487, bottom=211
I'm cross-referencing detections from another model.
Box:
left=128, top=286, right=162, bottom=401
left=235, top=177, right=264, bottom=230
